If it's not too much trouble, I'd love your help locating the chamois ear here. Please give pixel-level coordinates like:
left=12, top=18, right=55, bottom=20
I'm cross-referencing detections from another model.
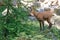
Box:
left=28, top=6, right=34, bottom=11
left=28, top=7, right=32, bottom=12
left=31, top=5, right=35, bottom=9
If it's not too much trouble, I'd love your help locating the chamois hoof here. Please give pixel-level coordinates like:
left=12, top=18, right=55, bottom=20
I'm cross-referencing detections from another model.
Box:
left=48, top=27, right=52, bottom=30
left=40, top=29, right=44, bottom=31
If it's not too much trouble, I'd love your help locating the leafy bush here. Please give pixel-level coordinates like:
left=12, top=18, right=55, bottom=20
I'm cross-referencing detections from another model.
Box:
left=0, top=1, right=60, bottom=40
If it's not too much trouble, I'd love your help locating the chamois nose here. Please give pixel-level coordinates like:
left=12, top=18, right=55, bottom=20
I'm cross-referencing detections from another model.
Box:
left=28, top=13, right=34, bottom=16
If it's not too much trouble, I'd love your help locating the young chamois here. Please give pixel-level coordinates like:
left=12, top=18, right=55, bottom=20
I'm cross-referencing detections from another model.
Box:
left=30, top=6, right=54, bottom=31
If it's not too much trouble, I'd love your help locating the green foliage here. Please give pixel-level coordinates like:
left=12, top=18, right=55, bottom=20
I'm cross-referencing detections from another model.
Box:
left=0, top=0, right=60, bottom=40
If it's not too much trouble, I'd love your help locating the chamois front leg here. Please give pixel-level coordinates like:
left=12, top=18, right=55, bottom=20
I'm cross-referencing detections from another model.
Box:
left=39, top=20, right=44, bottom=31
left=39, top=21, right=42, bottom=31
left=41, top=20, right=44, bottom=30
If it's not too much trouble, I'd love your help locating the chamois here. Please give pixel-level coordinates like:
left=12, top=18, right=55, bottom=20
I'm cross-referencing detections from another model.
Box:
left=30, top=6, right=54, bottom=31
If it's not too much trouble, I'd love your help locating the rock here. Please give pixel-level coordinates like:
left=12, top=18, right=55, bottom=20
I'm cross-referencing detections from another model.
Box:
left=51, top=13, right=60, bottom=29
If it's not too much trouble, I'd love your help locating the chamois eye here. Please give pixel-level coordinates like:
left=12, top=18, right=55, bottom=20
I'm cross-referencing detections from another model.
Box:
left=28, top=7, right=32, bottom=11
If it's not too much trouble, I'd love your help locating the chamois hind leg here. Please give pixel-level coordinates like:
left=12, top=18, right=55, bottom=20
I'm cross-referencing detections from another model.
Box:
left=47, top=18, right=52, bottom=29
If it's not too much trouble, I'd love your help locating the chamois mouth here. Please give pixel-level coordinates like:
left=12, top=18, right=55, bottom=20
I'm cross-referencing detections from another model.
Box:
left=29, top=13, right=34, bottom=16
left=28, top=13, right=34, bottom=17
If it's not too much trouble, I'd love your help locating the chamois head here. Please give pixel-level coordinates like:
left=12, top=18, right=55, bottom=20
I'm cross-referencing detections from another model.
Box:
left=29, top=6, right=36, bottom=16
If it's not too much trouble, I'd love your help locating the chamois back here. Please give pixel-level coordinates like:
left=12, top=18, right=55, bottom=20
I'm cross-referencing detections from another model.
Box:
left=30, top=7, right=54, bottom=20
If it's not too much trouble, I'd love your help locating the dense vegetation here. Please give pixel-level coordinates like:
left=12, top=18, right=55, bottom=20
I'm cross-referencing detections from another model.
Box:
left=0, top=0, right=60, bottom=40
